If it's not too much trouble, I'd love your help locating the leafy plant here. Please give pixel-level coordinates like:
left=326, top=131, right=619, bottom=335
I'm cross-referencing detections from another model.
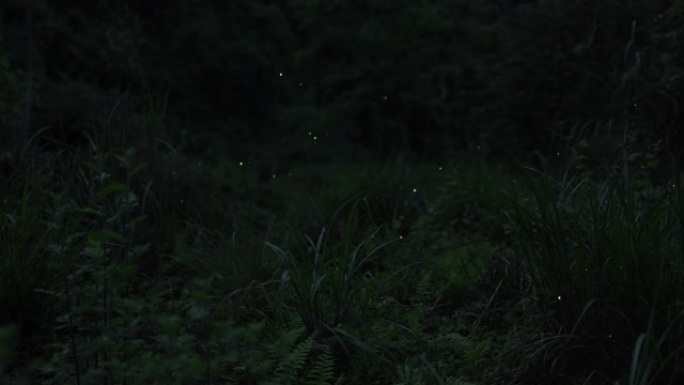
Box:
left=265, top=196, right=398, bottom=333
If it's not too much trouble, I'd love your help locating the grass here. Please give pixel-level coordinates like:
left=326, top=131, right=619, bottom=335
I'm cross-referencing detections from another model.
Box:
left=507, top=152, right=684, bottom=383
left=2, top=122, right=684, bottom=384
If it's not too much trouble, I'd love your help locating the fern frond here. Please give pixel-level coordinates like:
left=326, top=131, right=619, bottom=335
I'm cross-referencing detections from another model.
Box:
left=274, top=333, right=314, bottom=384
left=414, top=270, right=433, bottom=304
left=304, top=343, right=335, bottom=385
left=429, top=332, right=473, bottom=356
left=267, top=326, right=307, bottom=359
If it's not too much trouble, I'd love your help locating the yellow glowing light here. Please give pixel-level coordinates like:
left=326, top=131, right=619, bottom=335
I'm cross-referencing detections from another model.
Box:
left=399, top=235, right=403, bottom=240
left=557, top=295, right=562, bottom=301
left=313, top=136, right=317, bottom=140
left=412, top=188, right=417, bottom=193
left=272, top=174, right=276, bottom=178
left=239, top=161, right=244, bottom=166
left=438, top=166, right=443, bottom=171
left=278, top=72, right=283, bottom=77
left=308, top=131, right=312, bottom=136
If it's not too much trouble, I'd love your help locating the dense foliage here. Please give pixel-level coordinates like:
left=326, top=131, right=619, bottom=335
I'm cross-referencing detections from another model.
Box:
left=2, top=1, right=682, bottom=161
left=1, top=0, right=684, bottom=384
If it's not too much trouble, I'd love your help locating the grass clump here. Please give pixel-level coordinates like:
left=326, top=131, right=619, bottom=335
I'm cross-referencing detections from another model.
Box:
left=507, top=159, right=684, bottom=382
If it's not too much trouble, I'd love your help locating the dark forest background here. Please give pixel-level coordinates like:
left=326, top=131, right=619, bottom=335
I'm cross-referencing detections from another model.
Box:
left=1, top=0, right=681, bottom=166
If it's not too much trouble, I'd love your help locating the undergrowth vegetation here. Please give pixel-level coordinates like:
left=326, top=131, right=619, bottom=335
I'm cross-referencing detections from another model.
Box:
left=508, top=157, right=684, bottom=383
left=3, top=125, right=682, bottom=384
left=2, top=0, right=684, bottom=384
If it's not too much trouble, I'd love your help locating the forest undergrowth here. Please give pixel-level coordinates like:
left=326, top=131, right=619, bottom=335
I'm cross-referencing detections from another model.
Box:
left=1, top=126, right=683, bottom=385
left=1, top=1, right=683, bottom=383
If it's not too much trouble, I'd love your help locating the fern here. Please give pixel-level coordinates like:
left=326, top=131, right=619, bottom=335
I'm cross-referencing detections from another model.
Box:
left=267, top=326, right=307, bottom=359
left=273, top=333, right=314, bottom=384
left=431, top=332, right=474, bottom=354
left=414, top=269, right=434, bottom=304
left=303, top=343, right=335, bottom=385
left=260, top=326, right=340, bottom=385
